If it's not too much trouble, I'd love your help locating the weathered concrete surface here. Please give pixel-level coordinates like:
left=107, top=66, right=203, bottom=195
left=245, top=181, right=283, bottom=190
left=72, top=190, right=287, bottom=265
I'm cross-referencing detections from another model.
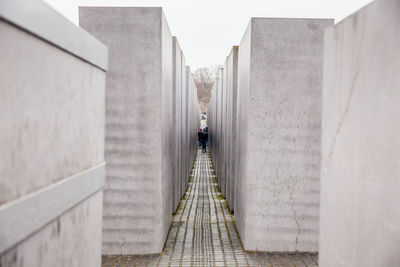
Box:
left=190, top=70, right=200, bottom=175
left=180, top=56, right=188, bottom=198
left=0, top=17, right=105, bottom=208
left=160, top=10, right=174, bottom=253
left=320, top=0, right=400, bottom=266
left=185, top=66, right=200, bottom=191
left=80, top=7, right=173, bottom=254
left=208, top=67, right=222, bottom=203
left=225, top=47, right=238, bottom=211
left=1, top=192, right=103, bottom=267
left=214, top=67, right=225, bottom=197
left=183, top=67, right=190, bottom=199
left=234, top=18, right=332, bottom=252
left=234, top=22, right=251, bottom=247
left=208, top=47, right=238, bottom=213
left=172, top=37, right=182, bottom=213
left=220, top=67, right=226, bottom=198
left=80, top=7, right=200, bottom=255
left=0, top=0, right=106, bottom=265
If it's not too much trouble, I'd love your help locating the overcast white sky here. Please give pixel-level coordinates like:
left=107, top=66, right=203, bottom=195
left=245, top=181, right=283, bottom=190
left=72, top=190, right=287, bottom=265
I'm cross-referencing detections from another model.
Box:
left=44, top=0, right=373, bottom=70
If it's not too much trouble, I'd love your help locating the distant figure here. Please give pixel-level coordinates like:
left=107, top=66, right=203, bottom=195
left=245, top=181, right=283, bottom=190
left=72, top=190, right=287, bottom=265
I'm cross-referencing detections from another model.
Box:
left=202, top=131, right=208, bottom=152
left=198, top=128, right=203, bottom=147
left=198, top=128, right=207, bottom=152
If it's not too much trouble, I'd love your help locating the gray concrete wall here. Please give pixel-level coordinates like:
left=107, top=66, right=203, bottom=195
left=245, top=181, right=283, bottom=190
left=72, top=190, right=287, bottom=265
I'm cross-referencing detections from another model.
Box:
left=216, top=68, right=224, bottom=193
left=185, top=66, right=199, bottom=187
left=224, top=47, right=238, bottom=212
left=320, top=0, right=400, bottom=266
left=229, top=47, right=239, bottom=212
left=180, top=55, right=188, bottom=197
left=234, top=22, right=251, bottom=243
left=186, top=67, right=199, bottom=182
left=172, top=37, right=183, bottom=213
left=208, top=47, right=239, bottom=213
left=236, top=18, right=332, bottom=252
left=209, top=17, right=332, bottom=252
left=80, top=7, right=173, bottom=254
left=0, top=0, right=107, bottom=265
left=160, top=10, right=174, bottom=251
left=80, top=7, right=199, bottom=255
left=208, top=45, right=244, bottom=237
left=237, top=17, right=332, bottom=252
left=184, top=67, right=190, bottom=194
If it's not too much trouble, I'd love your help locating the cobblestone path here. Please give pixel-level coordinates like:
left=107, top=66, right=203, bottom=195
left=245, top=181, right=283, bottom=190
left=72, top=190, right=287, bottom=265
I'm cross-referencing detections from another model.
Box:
left=102, top=149, right=318, bottom=267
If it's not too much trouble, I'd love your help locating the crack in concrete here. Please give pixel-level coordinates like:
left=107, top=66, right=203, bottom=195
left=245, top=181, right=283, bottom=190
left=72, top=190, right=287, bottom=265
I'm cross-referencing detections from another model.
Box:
left=289, top=180, right=300, bottom=251
left=325, top=69, right=359, bottom=171
left=324, top=19, right=366, bottom=174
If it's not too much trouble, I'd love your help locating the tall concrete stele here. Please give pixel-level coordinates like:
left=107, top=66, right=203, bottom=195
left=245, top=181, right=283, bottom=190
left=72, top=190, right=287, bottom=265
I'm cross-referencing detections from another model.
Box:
left=208, top=18, right=333, bottom=252
left=80, top=7, right=200, bottom=255
left=320, top=0, right=400, bottom=266
left=0, top=0, right=107, bottom=266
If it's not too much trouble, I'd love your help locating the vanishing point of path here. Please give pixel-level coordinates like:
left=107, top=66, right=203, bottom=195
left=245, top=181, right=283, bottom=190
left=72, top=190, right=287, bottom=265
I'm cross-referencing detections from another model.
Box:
left=102, top=149, right=319, bottom=267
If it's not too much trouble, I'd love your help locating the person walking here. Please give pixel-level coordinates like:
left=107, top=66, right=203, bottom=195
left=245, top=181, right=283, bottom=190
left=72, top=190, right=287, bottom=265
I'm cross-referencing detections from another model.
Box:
left=198, top=128, right=203, bottom=147
left=202, top=130, right=208, bottom=153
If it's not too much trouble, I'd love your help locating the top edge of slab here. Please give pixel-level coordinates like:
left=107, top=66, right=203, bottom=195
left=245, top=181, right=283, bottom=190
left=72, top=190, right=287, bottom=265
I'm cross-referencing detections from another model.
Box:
left=0, top=0, right=108, bottom=71
left=79, top=6, right=162, bottom=9
left=250, top=17, right=334, bottom=21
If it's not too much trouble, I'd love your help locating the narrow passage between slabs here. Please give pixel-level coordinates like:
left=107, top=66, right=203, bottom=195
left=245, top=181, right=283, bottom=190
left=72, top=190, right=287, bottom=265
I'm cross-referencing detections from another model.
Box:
left=102, top=149, right=318, bottom=267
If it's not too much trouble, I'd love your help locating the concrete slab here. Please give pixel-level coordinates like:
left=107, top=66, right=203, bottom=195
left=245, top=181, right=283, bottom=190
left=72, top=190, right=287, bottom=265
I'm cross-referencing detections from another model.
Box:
left=0, top=0, right=106, bottom=264
left=234, top=18, right=332, bottom=252
left=225, top=47, right=238, bottom=212
left=172, top=37, right=183, bottom=213
left=320, top=0, right=400, bottom=266
left=80, top=7, right=173, bottom=254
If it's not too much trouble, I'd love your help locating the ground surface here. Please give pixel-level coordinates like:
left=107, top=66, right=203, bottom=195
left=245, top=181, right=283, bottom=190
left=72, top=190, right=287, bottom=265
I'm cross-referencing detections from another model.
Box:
left=102, top=149, right=318, bottom=266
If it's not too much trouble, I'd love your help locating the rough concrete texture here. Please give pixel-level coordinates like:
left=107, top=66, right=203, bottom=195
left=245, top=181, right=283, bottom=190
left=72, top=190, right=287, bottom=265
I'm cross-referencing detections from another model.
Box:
left=180, top=56, right=187, bottom=199
left=1, top=191, right=103, bottom=267
left=80, top=7, right=171, bottom=254
left=172, top=37, right=182, bottom=213
left=219, top=67, right=226, bottom=198
left=181, top=66, right=189, bottom=200
left=234, top=23, right=251, bottom=247
left=214, top=67, right=225, bottom=196
left=209, top=18, right=332, bottom=252
left=0, top=21, right=105, bottom=206
left=320, top=0, right=400, bottom=266
left=180, top=56, right=189, bottom=199
left=239, top=18, right=332, bottom=252
left=238, top=17, right=332, bottom=252
left=160, top=10, right=174, bottom=253
left=185, top=66, right=200, bottom=190
left=225, top=47, right=238, bottom=211
left=80, top=7, right=200, bottom=255
left=0, top=5, right=106, bottom=266
left=208, top=67, right=222, bottom=196
left=208, top=47, right=238, bottom=213
left=186, top=68, right=201, bottom=180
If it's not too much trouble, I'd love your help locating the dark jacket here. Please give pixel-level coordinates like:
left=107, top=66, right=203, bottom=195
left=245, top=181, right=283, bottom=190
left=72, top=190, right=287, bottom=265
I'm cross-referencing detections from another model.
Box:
left=198, top=131, right=204, bottom=141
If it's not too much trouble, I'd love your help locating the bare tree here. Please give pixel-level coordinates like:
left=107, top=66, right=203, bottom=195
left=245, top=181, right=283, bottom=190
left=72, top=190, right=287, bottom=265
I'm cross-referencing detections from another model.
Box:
left=193, top=65, right=221, bottom=113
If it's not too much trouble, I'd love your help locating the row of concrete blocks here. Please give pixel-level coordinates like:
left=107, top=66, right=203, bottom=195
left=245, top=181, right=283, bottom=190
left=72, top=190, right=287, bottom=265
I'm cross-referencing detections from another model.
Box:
left=79, top=7, right=201, bottom=255
left=208, top=0, right=400, bottom=266
left=0, top=2, right=200, bottom=267
left=208, top=16, right=333, bottom=253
